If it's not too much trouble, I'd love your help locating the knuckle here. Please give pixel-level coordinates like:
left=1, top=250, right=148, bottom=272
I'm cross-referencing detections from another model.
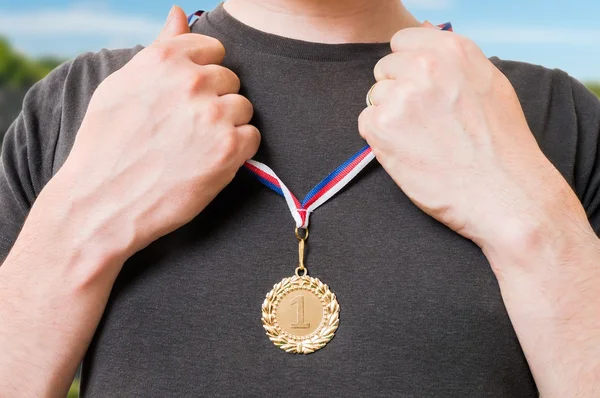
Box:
left=242, top=126, right=261, bottom=149
left=185, top=69, right=209, bottom=94
left=227, top=70, right=241, bottom=92
left=415, top=53, right=438, bottom=75
left=238, top=96, right=254, bottom=120
left=202, top=100, right=225, bottom=124
left=392, top=81, right=419, bottom=101
left=444, top=34, right=476, bottom=58
left=218, top=127, right=239, bottom=159
left=146, top=45, right=175, bottom=64
left=458, top=35, right=479, bottom=54
left=199, top=35, right=226, bottom=58
left=215, top=66, right=240, bottom=93
left=250, top=126, right=261, bottom=144
left=443, top=34, right=463, bottom=54
left=373, top=107, right=398, bottom=132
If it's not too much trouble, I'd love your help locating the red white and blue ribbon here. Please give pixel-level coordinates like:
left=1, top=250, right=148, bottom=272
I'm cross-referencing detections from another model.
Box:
left=186, top=11, right=452, bottom=228
left=245, top=146, right=375, bottom=228
left=188, top=10, right=205, bottom=25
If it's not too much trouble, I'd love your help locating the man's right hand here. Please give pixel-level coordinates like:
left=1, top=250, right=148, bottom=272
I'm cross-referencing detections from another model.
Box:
left=0, top=10, right=254, bottom=394
left=52, top=6, right=260, bottom=256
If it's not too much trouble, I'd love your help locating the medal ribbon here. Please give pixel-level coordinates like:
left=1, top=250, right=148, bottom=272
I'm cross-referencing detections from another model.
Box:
left=187, top=11, right=452, bottom=228
left=245, top=146, right=375, bottom=228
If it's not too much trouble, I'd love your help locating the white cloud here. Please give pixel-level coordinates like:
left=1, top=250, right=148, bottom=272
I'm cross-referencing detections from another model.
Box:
left=464, top=26, right=600, bottom=46
left=403, top=0, right=453, bottom=10
left=0, top=2, right=162, bottom=43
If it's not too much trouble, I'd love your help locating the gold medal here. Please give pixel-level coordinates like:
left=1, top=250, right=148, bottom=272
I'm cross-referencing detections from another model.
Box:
left=262, top=228, right=339, bottom=354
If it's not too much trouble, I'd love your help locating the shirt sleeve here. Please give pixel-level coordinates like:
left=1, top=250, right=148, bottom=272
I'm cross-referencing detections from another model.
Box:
left=570, top=78, right=600, bottom=236
left=0, top=61, right=72, bottom=262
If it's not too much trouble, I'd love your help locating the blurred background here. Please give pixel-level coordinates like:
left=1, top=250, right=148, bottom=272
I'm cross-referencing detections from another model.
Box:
left=0, top=0, right=600, bottom=141
left=1, top=0, right=600, bottom=142
left=1, top=0, right=599, bottom=396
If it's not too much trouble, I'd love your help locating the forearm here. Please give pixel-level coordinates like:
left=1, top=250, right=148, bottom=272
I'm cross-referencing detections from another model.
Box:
left=0, top=172, right=132, bottom=397
left=484, top=200, right=600, bottom=397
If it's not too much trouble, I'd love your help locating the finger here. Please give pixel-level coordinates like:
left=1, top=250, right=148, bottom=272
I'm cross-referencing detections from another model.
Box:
left=374, top=52, right=406, bottom=81
left=236, top=125, right=261, bottom=161
left=156, top=6, right=190, bottom=42
left=374, top=51, right=436, bottom=82
left=167, top=34, right=226, bottom=65
left=367, top=80, right=397, bottom=106
left=218, top=94, right=254, bottom=126
left=390, top=27, right=438, bottom=53
left=199, top=65, right=241, bottom=95
left=358, top=103, right=378, bottom=140
left=421, top=20, right=436, bottom=29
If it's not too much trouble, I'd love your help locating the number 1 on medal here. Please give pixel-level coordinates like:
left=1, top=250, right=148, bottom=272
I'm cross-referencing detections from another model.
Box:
left=290, top=295, right=310, bottom=329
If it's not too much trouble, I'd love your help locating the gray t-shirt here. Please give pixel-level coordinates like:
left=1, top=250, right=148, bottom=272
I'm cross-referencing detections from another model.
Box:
left=2, top=5, right=600, bottom=397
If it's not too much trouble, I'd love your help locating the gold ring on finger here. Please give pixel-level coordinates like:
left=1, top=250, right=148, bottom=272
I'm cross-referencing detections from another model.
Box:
left=366, top=83, right=377, bottom=107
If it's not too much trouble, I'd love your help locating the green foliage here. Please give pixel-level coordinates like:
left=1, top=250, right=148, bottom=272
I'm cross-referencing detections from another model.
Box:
left=67, top=379, right=80, bottom=398
left=36, top=56, right=64, bottom=72
left=585, top=83, right=600, bottom=98
left=0, top=37, right=63, bottom=89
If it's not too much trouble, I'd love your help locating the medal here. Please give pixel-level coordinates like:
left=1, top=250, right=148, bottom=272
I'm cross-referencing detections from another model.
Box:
left=261, top=227, right=340, bottom=354
left=245, top=145, right=375, bottom=354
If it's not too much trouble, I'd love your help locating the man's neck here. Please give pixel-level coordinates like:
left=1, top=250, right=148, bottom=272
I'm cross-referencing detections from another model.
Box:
left=222, top=0, right=420, bottom=44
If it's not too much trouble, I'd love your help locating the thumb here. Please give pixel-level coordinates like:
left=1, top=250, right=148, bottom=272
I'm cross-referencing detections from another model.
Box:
left=421, top=20, right=436, bottom=29
left=157, top=5, right=190, bottom=41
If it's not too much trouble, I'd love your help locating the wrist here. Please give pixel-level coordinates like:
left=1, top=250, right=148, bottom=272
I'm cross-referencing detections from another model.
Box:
left=483, top=212, right=600, bottom=324
left=488, top=215, right=600, bottom=396
left=479, top=178, right=597, bottom=277
left=9, top=169, right=137, bottom=290
left=482, top=216, right=598, bottom=287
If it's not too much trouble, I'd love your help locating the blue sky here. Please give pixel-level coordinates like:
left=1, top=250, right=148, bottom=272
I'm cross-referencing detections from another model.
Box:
left=1, top=0, right=599, bottom=81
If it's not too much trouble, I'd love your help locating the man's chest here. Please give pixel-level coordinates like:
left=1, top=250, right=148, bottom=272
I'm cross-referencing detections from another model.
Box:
left=79, top=51, right=541, bottom=396
left=83, top=165, right=537, bottom=396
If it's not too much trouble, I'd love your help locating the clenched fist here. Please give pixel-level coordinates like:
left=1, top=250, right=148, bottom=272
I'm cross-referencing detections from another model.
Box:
left=54, top=7, right=260, bottom=255
left=358, top=24, right=587, bottom=255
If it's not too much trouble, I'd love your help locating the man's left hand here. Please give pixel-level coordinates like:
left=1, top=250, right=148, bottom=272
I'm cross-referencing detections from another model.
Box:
left=358, top=24, right=600, bottom=396
left=358, top=25, right=590, bottom=257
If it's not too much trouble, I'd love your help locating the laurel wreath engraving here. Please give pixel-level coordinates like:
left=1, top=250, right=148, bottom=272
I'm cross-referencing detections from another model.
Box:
left=262, top=275, right=339, bottom=354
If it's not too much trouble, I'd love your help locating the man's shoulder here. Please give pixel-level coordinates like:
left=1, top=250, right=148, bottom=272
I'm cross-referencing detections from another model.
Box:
left=36, top=46, right=145, bottom=173
left=491, top=57, right=558, bottom=84
left=22, top=46, right=145, bottom=112
left=490, top=57, right=599, bottom=129
left=490, top=57, right=600, bottom=197
left=62, top=45, right=145, bottom=88
left=490, top=57, right=568, bottom=109
left=489, top=57, right=598, bottom=112
left=74, top=46, right=145, bottom=74
left=35, top=45, right=145, bottom=120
